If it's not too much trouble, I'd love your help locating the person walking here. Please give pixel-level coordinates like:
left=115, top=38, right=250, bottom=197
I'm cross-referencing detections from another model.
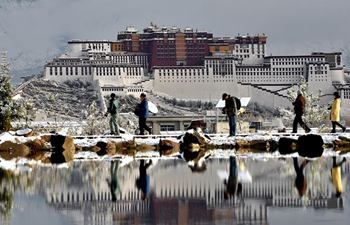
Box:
left=106, top=93, right=120, bottom=135
left=330, top=92, right=346, bottom=133
left=292, top=90, right=311, bottom=133
left=137, top=93, right=152, bottom=135
left=222, top=93, right=238, bottom=137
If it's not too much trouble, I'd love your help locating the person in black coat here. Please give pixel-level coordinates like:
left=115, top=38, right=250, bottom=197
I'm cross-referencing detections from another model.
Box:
left=137, top=93, right=152, bottom=135
left=106, top=93, right=120, bottom=135
left=222, top=93, right=238, bottom=136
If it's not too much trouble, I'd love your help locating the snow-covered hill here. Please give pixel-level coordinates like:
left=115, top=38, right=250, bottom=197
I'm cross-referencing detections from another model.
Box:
left=16, top=78, right=208, bottom=120
left=14, top=77, right=280, bottom=126
left=18, top=79, right=97, bottom=120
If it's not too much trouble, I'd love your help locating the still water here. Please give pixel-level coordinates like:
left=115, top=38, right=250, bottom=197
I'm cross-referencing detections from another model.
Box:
left=0, top=156, right=349, bottom=225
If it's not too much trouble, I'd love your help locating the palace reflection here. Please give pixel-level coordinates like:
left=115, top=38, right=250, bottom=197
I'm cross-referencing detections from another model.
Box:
left=1, top=157, right=349, bottom=225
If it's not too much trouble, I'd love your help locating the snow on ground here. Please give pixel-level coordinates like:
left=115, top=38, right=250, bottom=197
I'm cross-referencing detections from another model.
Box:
left=0, top=132, right=15, bottom=144
left=0, top=131, right=43, bottom=144
left=73, top=133, right=134, bottom=146
left=322, top=134, right=346, bottom=144
left=133, top=136, right=179, bottom=146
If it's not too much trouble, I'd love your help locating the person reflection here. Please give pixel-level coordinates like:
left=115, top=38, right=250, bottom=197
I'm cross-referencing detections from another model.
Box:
left=224, top=156, right=242, bottom=200
left=109, top=161, right=120, bottom=202
left=136, top=159, right=152, bottom=200
left=293, top=157, right=309, bottom=197
left=331, top=156, right=346, bottom=198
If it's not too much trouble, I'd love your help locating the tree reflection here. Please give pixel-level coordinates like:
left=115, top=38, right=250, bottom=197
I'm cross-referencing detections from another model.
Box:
left=0, top=168, right=15, bottom=225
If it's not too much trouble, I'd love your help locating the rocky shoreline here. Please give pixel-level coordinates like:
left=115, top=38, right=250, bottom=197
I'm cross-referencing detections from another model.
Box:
left=1, top=128, right=350, bottom=166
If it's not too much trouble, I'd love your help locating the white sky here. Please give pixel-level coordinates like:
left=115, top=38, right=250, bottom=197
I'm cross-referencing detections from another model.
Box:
left=1, top=0, right=350, bottom=73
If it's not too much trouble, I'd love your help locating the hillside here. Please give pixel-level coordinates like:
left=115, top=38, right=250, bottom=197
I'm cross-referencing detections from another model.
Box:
left=18, top=79, right=97, bottom=120
left=15, top=78, right=197, bottom=120
left=15, top=78, right=280, bottom=124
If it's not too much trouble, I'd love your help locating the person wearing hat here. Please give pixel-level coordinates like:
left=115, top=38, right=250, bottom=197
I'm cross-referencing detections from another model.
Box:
left=292, top=90, right=311, bottom=133
left=222, top=93, right=237, bottom=136
left=106, top=93, right=120, bottom=135
left=330, top=91, right=346, bottom=133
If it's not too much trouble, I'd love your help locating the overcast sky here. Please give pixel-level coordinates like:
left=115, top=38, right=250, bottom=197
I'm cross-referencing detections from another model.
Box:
left=1, top=0, right=350, bottom=74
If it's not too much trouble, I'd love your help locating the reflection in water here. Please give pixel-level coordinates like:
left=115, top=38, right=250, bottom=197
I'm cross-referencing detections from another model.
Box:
left=0, top=169, right=14, bottom=224
left=181, top=148, right=210, bottom=173
left=136, top=159, right=152, bottom=200
left=293, top=157, right=309, bottom=197
left=224, top=156, right=242, bottom=200
left=331, top=156, right=347, bottom=198
left=0, top=157, right=349, bottom=225
left=109, top=161, right=120, bottom=202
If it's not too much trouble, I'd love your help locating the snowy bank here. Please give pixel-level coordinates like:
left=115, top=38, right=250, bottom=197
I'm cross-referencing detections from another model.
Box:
left=0, top=131, right=350, bottom=170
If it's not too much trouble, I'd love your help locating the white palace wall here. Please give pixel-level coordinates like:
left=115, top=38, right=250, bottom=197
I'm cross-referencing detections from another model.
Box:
left=92, top=66, right=144, bottom=87
left=44, top=64, right=94, bottom=83
left=153, top=69, right=239, bottom=100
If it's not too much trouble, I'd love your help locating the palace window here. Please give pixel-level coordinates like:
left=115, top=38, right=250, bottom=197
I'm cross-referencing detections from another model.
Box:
left=343, top=90, right=350, bottom=99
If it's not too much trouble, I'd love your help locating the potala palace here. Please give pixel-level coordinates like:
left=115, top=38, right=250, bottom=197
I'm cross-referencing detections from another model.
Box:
left=43, top=25, right=350, bottom=120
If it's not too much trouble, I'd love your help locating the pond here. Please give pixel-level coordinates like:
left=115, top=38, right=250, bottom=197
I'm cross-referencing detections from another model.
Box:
left=0, top=156, right=349, bottom=225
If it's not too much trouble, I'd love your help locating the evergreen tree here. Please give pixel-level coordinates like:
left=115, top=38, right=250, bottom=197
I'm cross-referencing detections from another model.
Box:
left=0, top=52, right=23, bottom=132
left=21, top=100, right=35, bottom=127
left=196, top=100, right=202, bottom=108
left=172, top=98, right=177, bottom=106
left=208, top=102, right=214, bottom=109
